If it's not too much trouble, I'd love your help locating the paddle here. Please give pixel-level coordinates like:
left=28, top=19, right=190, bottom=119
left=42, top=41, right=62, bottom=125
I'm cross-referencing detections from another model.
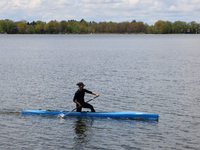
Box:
left=60, top=96, right=98, bottom=118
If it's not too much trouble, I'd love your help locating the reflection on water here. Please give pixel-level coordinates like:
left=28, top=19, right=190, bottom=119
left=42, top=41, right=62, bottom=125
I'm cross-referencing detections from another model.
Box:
left=73, top=118, right=94, bottom=149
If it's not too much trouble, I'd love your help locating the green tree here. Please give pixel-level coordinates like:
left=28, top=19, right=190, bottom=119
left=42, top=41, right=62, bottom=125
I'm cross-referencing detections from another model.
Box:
left=26, top=25, right=35, bottom=34
left=172, top=21, right=188, bottom=33
left=72, top=22, right=80, bottom=33
left=160, top=21, right=172, bottom=34
left=35, top=21, right=45, bottom=34
left=107, top=22, right=117, bottom=33
left=87, top=27, right=95, bottom=33
left=136, top=22, right=146, bottom=33
left=129, top=22, right=137, bottom=33
left=80, top=19, right=88, bottom=27
left=79, top=24, right=86, bottom=33
left=188, top=21, right=197, bottom=34
left=197, top=23, right=200, bottom=34
left=154, top=20, right=165, bottom=34
left=44, top=20, right=60, bottom=34
left=0, top=19, right=16, bottom=33
left=0, top=20, right=7, bottom=33
left=117, top=22, right=128, bottom=33
left=0, top=23, right=2, bottom=33
left=16, top=20, right=27, bottom=34
left=66, top=25, right=72, bottom=33
left=91, top=21, right=97, bottom=33
left=144, top=23, right=149, bottom=34
left=147, top=25, right=156, bottom=34
left=79, top=19, right=89, bottom=33
left=60, top=20, right=68, bottom=33
left=97, top=22, right=106, bottom=33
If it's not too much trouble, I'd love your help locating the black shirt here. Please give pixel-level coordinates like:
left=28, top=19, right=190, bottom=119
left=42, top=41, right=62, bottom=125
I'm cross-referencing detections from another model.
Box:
left=73, top=89, right=92, bottom=104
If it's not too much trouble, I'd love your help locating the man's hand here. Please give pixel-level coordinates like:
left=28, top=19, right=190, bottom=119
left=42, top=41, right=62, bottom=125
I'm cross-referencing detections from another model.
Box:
left=92, top=92, right=99, bottom=97
left=75, top=100, right=82, bottom=107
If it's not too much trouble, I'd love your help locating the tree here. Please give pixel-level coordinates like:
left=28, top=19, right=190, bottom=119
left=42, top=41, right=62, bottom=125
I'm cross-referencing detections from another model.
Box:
left=71, top=21, right=80, bottom=33
left=0, top=20, right=7, bottom=33
left=147, top=25, right=156, bottom=34
left=117, top=22, right=128, bottom=33
left=79, top=24, right=86, bottom=33
left=0, top=22, right=2, bottom=33
left=107, top=22, right=117, bottom=33
left=0, top=19, right=16, bottom=33
left=36, top=20, right=46, bottom=25
left=128, top=22, right=137, bottom=33
left=60, top=20, right=68, bottom=33
left=136, top=22, right=146, bottom=33
left=91, top=21, right=97, bottom=33
left=188, top=21, right=197, bottom=34
left=35, top=21, right=45, bottom=34
left=87, top=27, right=95, bottom=33
left=44, top=20, right=60, bottom=34
left=144, top=23, right=149, bottom=34
left=66, top=25, right=72, bottom=33
left=80, top=19, right=88, bottom=27
left=197, top=23, right=200, bottom=34
left=159, top=21, right=172, bottom=34
left=26, top=25, right=35, bottom=34
left=30, top=21, right=37, bottom=26
left=16, top=20, right=27, bottom=34
left=97, top=22, right=106, bottom=33
left=154, top=20, right=165, bottom=34
left=79, top=19, right=90, bottom=33
left=172, top=21, right=188, bottom=33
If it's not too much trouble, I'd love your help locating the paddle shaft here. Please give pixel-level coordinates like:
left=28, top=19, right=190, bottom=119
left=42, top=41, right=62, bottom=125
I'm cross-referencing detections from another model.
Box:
left=62, top=96, right=98, bottom=118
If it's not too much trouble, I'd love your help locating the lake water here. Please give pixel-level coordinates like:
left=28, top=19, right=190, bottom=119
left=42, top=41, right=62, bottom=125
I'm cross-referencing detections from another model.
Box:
left=0, top=34, right=200, bottom=150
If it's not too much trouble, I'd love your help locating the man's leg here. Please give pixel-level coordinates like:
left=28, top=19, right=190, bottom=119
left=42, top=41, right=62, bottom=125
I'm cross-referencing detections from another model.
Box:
left=83, top=103, right=95, bottom=112
left=76, top=104, right=82, bottom=112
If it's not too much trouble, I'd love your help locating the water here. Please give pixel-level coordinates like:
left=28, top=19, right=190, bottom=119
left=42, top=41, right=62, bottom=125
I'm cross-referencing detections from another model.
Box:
left=0, top=34, right=200, bottom=150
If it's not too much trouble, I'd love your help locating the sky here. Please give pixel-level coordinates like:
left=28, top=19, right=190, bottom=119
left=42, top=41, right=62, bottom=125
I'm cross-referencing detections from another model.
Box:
left=0, top=0, right=200, bottom=25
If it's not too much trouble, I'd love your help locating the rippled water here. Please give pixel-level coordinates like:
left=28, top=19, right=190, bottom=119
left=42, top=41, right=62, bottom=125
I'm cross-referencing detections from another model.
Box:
left=0, top=34, right=200, bottom=149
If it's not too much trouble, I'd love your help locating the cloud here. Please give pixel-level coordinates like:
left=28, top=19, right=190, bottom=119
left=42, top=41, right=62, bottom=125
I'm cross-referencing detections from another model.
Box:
left=129, top=0, right=140, bottom=5
left=169, top=5, right=177, bottom=11
left=78, top=0, right=123, bottom=4
left=0, top=0, right=200, bottom=25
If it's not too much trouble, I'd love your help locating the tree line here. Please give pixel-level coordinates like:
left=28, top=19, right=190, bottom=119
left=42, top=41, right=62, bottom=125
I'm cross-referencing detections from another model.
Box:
left=0, top=19, right=200, bottom=34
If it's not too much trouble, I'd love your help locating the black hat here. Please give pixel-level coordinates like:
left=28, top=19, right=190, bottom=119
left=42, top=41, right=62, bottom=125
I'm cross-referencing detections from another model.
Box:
left=76, top=82, right=85, bottom=87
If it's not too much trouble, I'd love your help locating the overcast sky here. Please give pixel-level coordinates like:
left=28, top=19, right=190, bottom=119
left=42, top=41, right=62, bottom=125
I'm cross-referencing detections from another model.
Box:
left=0, top=0, right=200, bottom=25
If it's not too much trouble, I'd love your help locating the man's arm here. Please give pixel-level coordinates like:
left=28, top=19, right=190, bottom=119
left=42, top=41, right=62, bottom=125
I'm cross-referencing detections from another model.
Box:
left=74, top=100, right=82, bottom=107
left=92, top=92, right=99, bottom=97
left=84, top=89, right=99, bottom=97
left=73, top=93, right=82, bottom=107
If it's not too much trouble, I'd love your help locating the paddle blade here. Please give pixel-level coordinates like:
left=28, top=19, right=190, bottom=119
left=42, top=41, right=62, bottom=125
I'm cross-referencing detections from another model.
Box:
left=59, top=113, right=65, bottom=118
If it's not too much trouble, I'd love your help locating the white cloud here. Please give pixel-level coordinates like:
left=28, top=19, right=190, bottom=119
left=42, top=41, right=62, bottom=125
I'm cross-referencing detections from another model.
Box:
left=78, top=0, right=123, bottom=4
left=149, top=1, right=159, bottom=11
left=28, top=0, right=42, bottom=8
left=125, top=0, right=139, bottom=5
left=168, top=5, right=177, bottom=11
left=0, top=1, right=7, bottom=7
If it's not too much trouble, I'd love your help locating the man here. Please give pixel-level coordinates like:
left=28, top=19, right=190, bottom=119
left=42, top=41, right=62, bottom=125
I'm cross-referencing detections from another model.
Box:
left=73, top=82, right=99, bottom=112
